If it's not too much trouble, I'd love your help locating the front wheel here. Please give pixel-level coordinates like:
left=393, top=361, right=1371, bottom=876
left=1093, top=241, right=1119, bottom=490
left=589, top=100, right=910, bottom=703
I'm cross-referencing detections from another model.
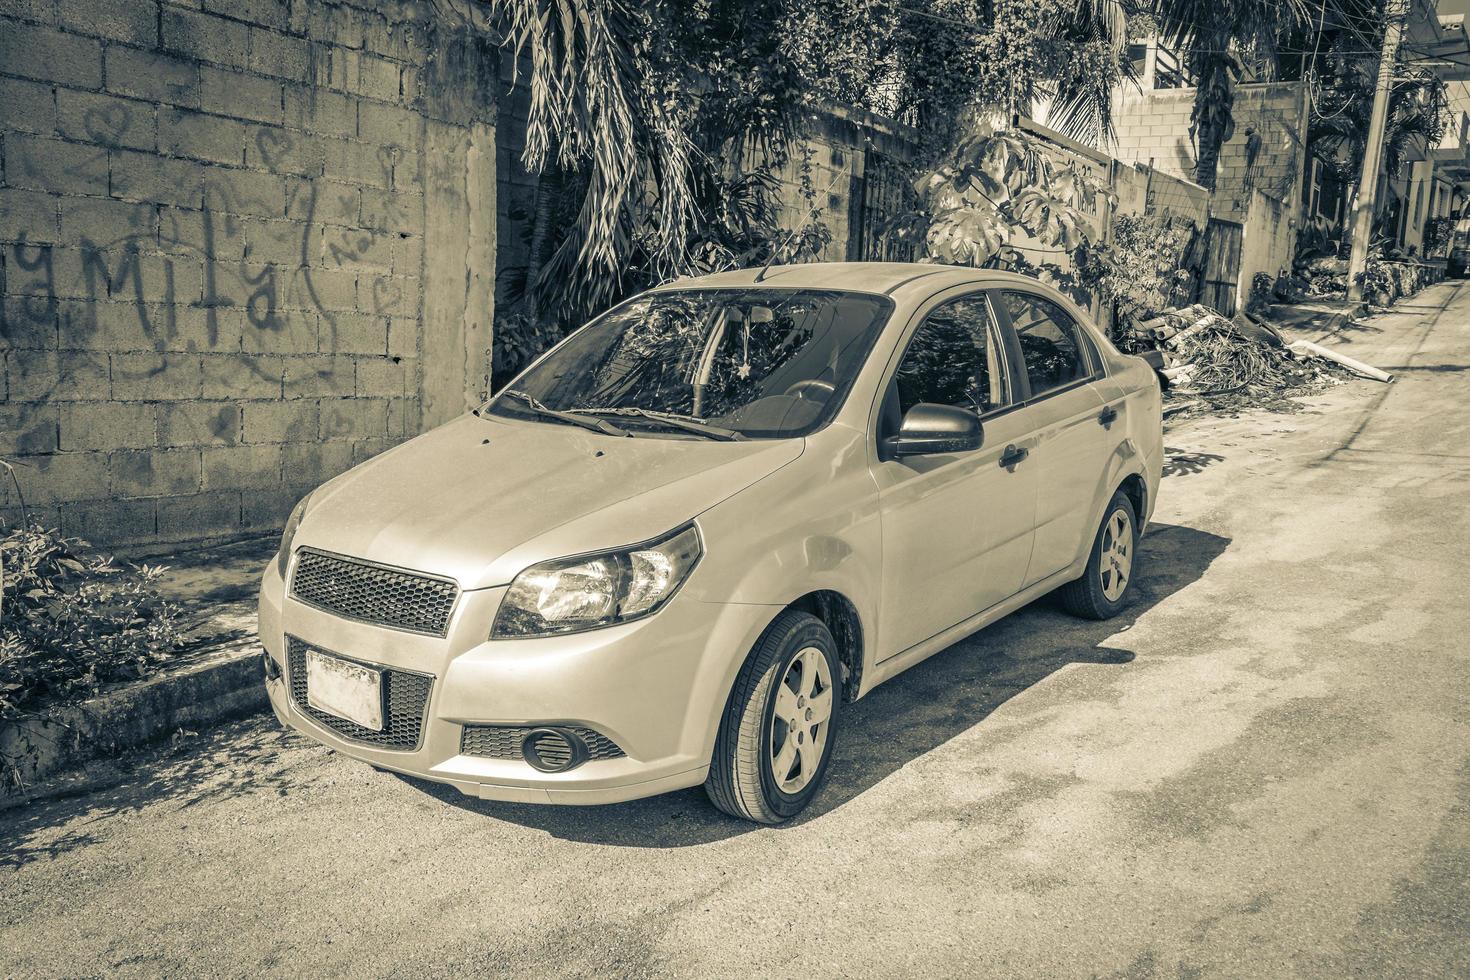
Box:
left=705, top=610, right=841, bottom=824
left=1061, top=491, right=1139, bottom=620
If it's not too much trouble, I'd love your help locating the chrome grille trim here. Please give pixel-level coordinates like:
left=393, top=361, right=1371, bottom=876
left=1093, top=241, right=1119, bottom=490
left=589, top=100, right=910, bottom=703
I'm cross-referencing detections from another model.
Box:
left=289, top=548, right=459, bottom=636
left=286, top=636, right=433, bottom=751
left=460, top=724, right=627, bottom=761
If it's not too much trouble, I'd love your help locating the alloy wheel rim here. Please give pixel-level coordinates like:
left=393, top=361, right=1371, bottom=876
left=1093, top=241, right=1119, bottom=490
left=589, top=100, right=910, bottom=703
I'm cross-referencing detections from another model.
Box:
left=770, top=646, right=834, bottom=794
left=1099, top=509, right=1133, bottom=602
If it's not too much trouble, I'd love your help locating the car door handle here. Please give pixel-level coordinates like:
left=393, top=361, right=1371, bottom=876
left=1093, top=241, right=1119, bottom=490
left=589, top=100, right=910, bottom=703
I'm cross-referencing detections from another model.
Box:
left=1098, top=406, right=1118, bottom=429
left=999, top=444, right=1029, bottom=469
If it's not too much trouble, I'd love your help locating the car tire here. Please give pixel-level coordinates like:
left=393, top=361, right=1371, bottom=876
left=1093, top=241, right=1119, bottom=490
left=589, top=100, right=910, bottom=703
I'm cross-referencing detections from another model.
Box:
left=1061, top=490, right=1139, bottom=620
left=705, top=610, right=841, bottom=824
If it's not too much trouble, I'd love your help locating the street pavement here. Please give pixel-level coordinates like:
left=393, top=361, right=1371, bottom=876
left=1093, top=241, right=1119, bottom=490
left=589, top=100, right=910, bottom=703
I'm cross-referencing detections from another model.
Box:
left=4, top=283, right=1469, bottom=978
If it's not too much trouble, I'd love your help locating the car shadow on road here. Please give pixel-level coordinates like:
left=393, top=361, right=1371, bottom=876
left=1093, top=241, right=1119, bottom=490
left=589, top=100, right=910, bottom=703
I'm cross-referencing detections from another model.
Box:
left=401, top=521, right=1231, bottom=847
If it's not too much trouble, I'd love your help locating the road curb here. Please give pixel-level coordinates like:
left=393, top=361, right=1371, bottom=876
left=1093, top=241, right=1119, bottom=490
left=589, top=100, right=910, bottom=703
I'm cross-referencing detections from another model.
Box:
left=0, top=642, right=267, bottom=806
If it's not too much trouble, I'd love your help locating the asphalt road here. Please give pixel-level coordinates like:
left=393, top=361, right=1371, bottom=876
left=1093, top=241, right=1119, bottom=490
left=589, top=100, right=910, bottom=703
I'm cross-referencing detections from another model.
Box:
left=4, top=283, right=1470, bottom=978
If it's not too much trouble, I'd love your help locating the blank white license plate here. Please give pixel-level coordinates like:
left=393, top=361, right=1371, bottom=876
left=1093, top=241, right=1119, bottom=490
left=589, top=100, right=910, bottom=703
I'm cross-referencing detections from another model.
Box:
left=306, top=649, right=384, bottom=730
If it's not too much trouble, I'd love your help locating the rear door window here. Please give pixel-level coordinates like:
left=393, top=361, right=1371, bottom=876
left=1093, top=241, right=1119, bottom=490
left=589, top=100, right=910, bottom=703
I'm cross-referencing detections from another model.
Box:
left=997, top=291, right=1094, bottom=398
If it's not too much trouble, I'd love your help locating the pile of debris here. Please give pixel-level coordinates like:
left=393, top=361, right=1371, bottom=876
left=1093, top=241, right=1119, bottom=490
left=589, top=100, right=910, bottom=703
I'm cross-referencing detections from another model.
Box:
left=1127, top=304, right=1392, bottom=417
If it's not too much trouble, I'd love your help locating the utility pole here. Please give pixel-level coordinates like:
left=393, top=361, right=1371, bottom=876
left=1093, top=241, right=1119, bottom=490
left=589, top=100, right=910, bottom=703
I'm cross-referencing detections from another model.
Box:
left=1347, top=0, right=1409, bottom=302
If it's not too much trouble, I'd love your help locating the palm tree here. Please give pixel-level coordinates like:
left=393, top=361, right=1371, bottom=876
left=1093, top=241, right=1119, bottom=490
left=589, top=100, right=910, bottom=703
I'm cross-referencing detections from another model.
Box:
left=1148, top=0, right=1310, bottom=191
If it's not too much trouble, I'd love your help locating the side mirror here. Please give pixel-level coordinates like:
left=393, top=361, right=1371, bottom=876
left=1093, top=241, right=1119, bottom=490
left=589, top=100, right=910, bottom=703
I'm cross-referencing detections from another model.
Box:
left=882, top=403, right=983, bottom=459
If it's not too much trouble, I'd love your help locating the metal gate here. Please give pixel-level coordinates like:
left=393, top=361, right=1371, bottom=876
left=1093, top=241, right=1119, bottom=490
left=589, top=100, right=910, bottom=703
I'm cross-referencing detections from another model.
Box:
left=1201, top=218, right=1243, bottom=315
left=849, top=151, right=918, bottom=262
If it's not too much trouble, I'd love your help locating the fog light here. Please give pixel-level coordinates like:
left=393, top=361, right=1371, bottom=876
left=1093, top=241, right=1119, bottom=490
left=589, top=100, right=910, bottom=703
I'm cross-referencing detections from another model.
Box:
left=521, top=727, right=588, bottom=772
left=261, top=651, right=281, bottom=682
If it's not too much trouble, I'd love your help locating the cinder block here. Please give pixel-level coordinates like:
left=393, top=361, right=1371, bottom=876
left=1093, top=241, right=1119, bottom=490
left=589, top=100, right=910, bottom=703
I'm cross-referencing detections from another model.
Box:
left=111, top=150, right=207, bottom=209
left=318, top=396, right=385, bottom=440
left=321, top=138, right=390, bottom=188
left=283, top=265, right=356, bottom=312
left=360, top=15, right=423, bottom=62
left=357, top=101, right=417, bottom=148
left=387, top=316, right=417, bottom=358
left=59, top=401, right=156, bottom=450
left=352, top=437, right=394, bottom=465
left=240, top=309, right=319, bottom=353
left=0, top=23, right=103, bottom=89
left=199, top=67, right=283, bottom=125
left=63, top=300, right=158, bottom=352
left=201, top=352, right=283, bottom=399
left=360, top=186, right=421, bottom=232
left=158, top=400, right=240, bottom=446
left=203, top=0, right=290, bottom=30
left=291, top=179, right=362, bottom=225
left=393, top=235, right=422, bottom=275
left=238, top=216, right=311, bottom=264
left=392, top=147, right=421, bottom=191
left=284, top=86, right=357, bottom=139
left=159, top=205, right=246, bottom=259
left=0, top=76, right=59, bottom=137
left=7, top=349, right=109, bottom=401
left=111, top=448, right=202, bottom=497
left=110, top=352, right=203, bottom=400
left=104, top=47, right=200, bottom=109
left=354, top=355, right=407, bottom=397
left=61, top=497, right=156, bottom=542
left=364, top=274, right=415, bottom=316
left=162, top=7, right=251, bottom=70
left=60, top=197, right=157, bottom=249
left=282, top=353, right=354, bottom=397
left=355, top=54, right=401, bottom=104
left=156, top=489, right=240, bottom=537
left=328, top=311, right=387, bottom=354
left=246, top=127, right=323, bottom=177
left=317, top=225, right=393, bottom=270
left=2, top=297, right=61, bottom=350
left=243, top=399, right=317, bottom=443
left=0, top=188, right=61, bottom=244
left=56, top=90, right=155, bottom=151
left=159, top=108, right=248, bottom=165
left=242, top=484, right=303, bottom=529
left=0, top=403, right=60, bottom=454
left=11, top=450, right=111, bottom=503
left=204, top=169, right=289, bottom=218
left=57, top=0, right=156, bottom=45
left=249, top=29, right=310, bottom=82
left=386, top=396, right=416, bottom=437
left=6, top=135, right=109, bottom=196
left=307, top=5, right=363, bottom=48
left=202, top=443, right=283, bottom=489
left=283, top=439, right=353, bottom=484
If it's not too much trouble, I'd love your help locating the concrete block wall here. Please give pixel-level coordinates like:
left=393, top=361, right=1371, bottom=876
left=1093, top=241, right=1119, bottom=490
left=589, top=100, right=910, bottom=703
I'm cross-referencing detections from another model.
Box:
left=1111, top=81, right=1309, bottom=225
left=1, top=0, right=496, bottom=548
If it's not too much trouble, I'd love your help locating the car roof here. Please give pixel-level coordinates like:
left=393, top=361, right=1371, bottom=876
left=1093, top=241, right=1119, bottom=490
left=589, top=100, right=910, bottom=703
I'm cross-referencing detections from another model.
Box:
left=653, top=261, right=1071, bottom=304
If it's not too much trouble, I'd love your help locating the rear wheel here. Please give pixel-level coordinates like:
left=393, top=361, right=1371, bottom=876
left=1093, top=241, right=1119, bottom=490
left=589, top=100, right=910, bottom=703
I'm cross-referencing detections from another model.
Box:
left=705, top=611, right=840, bottom=824
left=1061, top=491, right=1139, bottom=620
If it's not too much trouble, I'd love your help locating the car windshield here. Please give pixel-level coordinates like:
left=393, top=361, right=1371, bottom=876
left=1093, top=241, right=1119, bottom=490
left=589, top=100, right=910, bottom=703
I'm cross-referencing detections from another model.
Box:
left=488, top=288, right=894, bottom=439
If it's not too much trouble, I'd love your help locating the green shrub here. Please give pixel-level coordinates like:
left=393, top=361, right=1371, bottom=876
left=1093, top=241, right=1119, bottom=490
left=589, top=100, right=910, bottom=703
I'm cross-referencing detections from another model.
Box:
left=1, top=522, right=185, bottom=719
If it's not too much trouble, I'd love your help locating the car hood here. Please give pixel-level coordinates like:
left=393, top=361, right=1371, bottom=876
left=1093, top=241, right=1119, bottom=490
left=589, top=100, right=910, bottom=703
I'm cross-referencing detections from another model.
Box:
left=295, top=413, right=803, bottom=589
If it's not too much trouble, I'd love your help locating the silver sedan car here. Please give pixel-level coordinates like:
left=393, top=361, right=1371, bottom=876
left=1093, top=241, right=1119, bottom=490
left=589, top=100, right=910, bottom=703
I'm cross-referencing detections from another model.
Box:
left=258, top=262, right=1163, bottom=823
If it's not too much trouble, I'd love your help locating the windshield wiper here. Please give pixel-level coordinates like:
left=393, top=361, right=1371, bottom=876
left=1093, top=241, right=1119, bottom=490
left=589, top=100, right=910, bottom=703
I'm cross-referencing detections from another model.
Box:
left=569, top=407, right=746, bottom=441
left=497, top=390, right=631, bottom=437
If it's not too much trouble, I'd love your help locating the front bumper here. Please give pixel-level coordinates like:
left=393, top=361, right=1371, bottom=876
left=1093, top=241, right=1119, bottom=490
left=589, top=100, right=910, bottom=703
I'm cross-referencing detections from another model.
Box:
left=258, top=558, right=777, bottom=805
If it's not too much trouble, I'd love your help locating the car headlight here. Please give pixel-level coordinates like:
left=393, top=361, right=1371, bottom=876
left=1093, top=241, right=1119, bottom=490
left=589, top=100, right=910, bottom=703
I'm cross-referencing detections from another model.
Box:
left=275, top=492, right=313, bottom=580
left=491, top=525, right=702, bottom=639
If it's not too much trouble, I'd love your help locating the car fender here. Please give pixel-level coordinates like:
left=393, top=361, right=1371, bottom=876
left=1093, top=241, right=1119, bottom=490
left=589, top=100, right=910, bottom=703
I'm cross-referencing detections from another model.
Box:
left=1067, top=436, right=1149, bottom=574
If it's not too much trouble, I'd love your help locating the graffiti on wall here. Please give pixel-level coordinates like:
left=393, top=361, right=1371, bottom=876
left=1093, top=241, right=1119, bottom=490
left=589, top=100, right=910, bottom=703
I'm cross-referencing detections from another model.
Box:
left=4, top=107, right=417, bottom=396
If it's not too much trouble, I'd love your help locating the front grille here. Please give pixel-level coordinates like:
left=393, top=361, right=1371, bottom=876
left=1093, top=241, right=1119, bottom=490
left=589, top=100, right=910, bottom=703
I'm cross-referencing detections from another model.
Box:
left=290, top=548, right=458, bottom=636
left=460, top=724, right=626, bottom=761
left=287, top=637, right=433, bottom=750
